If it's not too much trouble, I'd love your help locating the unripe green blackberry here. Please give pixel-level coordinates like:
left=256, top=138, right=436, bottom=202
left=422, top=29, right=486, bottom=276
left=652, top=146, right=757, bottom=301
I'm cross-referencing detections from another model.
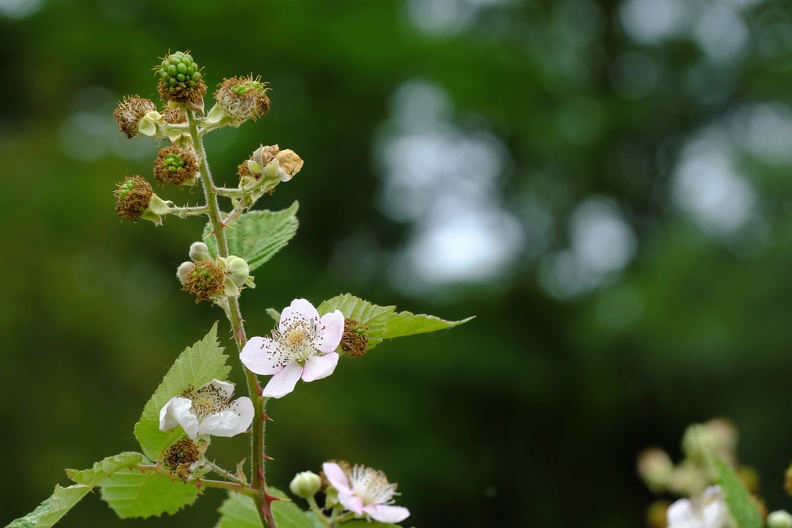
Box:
left=154, top=145, right=198, bottom=186
left=156, top=51, right=207, bottom=108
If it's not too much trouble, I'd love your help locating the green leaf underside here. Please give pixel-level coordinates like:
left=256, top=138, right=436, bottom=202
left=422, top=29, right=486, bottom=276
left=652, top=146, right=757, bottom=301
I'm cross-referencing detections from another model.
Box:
left=317, top=294, right=395, bottom=349
left=383, top=311, right=474, bottom=339
left=98, top=468, right=200, bottom=519
left=216, top=488, right=315, bottom=528
left=203, top=202, right=299, bottom=272
left=714, top=458, right=762, bottom=528
left=133, top=323, right=230, bottom=461
left=8, top=452, right=144, bottom=528
left=318, top=293, right=472, bottom=351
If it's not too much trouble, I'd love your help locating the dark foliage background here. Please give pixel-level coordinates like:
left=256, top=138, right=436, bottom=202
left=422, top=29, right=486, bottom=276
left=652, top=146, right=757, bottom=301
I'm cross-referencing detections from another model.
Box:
left=3, top=0, right=792, bottom=526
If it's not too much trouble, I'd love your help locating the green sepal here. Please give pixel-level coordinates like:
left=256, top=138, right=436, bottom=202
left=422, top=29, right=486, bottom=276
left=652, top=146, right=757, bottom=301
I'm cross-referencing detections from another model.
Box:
left=714, top=457, right=762, bottom=528
left=203, top=202, right=299, bottom=272
left=7, top=452, right=144, bottom=528
left=133, top=323, right=230, bottom=461
left=98, top=468, right=200, bottom=519
left=215, top=487, right=314, bottom=528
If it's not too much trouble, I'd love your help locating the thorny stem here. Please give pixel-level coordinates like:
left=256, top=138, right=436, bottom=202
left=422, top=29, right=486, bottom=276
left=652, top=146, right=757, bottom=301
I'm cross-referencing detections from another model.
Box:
left=169, top=204, right=210, bottom=218
left=188, top=110, right=275, bottom=528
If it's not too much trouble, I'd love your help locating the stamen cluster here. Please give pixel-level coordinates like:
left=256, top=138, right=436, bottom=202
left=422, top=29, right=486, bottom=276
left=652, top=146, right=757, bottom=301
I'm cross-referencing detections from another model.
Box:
left=113, top=95, right=156, bottom=138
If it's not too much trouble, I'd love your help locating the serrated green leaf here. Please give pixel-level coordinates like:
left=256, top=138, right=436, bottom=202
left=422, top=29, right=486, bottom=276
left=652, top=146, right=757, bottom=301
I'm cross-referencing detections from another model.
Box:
left=65, top=452, right=144, bottom=487
left=317, top=294, right=395, bottom=350
left=7, top=452, right=144, bottom=528
left=269, top=487, right=315, bottom=528
left=98, top=468, right=200, bottom=519
left=7, top=497, right=50, bottom=528
left=203, top=202, right=299, bottom=272
left=216, top=492, right=262, bottom=528
left=133, top=323, right=230, bottom=461
left=714, top=458, right=762, bottom=528
left=383, top=311, right=474, bottom=340
left=215, top=488, right=314, bottom=528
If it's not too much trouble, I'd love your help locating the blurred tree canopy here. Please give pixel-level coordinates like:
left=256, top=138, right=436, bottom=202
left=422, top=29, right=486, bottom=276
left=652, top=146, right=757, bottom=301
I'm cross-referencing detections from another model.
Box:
left=3, top=0, right=792, bottom=526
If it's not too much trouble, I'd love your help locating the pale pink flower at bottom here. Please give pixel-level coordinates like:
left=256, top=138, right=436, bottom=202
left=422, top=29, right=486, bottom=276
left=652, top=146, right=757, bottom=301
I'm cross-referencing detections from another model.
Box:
left=667, top=486, right=734, bottom=528
left=241, top=298, right=344, bottom=398
left=322, top=462, right=410, bottom=524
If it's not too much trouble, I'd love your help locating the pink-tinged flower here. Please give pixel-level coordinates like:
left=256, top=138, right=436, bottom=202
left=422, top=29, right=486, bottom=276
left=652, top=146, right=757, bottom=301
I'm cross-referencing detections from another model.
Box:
left=667, top=486, right=734, bottom=528
left=240, top=298, right=344, bottom=398
left=159, top=379, right=254, bottom=439
left=322, top=462, right=410, bottom=524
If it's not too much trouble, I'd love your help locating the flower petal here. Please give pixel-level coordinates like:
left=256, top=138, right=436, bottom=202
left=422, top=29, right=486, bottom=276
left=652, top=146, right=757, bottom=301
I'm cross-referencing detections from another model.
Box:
left=364, top=504, right=410, bottom=524
left=159, top=396, right=200, bottom=439
left=197, top=397, right=254, bottom=437
left=314, top=310, right=344, bottom=353
left=322, top=462, right=352, bottom=494
left=262, top=362, right=303, bottom=398
left=240, top=336, right=284, bottom=375
left=207, top=379, right=235, bottom=399
left=279, top=298, right=320, bottom=334
left=338, top=492, right=364, bottom=515
left=301, top=352, right=339, bottom=382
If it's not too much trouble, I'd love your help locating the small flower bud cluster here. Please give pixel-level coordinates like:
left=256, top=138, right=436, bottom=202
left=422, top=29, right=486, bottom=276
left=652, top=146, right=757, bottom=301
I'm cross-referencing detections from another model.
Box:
left=637, top=418, right=751, bottom=499
left=177, top=242, right=253, bottom=303
left=113, top=176, right=171, bottom=225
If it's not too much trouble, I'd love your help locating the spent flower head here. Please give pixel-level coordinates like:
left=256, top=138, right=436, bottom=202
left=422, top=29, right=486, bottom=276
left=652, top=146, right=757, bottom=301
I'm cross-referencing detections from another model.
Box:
left=322, top=461, right=410, bottom=524
left=114, top=95, right=157, bottom=138
left=113, top=176, right=171, bottom=225
left=240, top=298, right=344, bottom=398
left=210, top=75, right=271, bottom=127
left=159, top=379, right=254, bottom=440
left=154, top=145, right=199, bottom=186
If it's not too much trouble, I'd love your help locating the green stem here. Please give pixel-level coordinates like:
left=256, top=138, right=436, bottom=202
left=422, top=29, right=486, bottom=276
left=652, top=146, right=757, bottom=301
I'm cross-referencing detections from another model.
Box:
left=137, top=464, right=256, bottom=496
left=307, top=496, right=331, bottom=527
left=188, top=110, right=275, bottom=528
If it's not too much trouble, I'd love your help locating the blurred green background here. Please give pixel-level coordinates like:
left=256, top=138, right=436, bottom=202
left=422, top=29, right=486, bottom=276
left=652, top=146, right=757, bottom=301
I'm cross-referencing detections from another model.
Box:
left=3, top=0, right=792, bottom=526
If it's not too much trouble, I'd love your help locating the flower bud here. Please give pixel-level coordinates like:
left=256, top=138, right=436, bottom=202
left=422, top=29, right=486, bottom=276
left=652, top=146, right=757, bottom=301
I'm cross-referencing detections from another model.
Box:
left=154, top=145, right=198, bottom=186
left=114, top=95, right=157, bottom=138
left=275, top=149, right=303, bottom=182
left=223, top=255, right=251, bottom=288
left=176, top=261, right=196, bottom=285
left=189, top=242, right=212, bottom=262
left=682, top=419, right=737, bottom=464
left=637, top=448, right=673, bottom=492
left=205, top=75, right=270, bottom=128
left=114, top=176, right=171, bottom=225
left=156, top=50, right=207, bottom=111
left=289, top=471, right=322, bottom=499
left=768, top=511, right=792, bottom=528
